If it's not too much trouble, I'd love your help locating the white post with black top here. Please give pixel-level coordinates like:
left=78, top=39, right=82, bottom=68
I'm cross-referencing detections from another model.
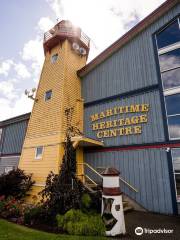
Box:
left=101, top=167, right=126, bottom=236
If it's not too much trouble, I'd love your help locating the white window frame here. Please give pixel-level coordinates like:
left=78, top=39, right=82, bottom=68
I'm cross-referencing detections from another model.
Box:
left=158, top=41, right=180, bottom=55
left=35, top=146, right=44, bottom=160
left=156, top=16, right=180, bottom=140
left=171, top=148, right=180, bottom=202
left=156, top=17, right=180, bottom=52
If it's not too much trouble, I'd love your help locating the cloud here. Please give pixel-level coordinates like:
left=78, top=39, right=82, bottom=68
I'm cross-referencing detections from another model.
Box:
left=0, top=98, right=12, bottom=121
left=0, top=13, right=50, bottom=121
left=0, top=59, right=13, bottom=77
left=0, top=80, right=18, bottom=100
left=12, top=94, right=33, bottom=116
left=46, top=0, right=165, bottom=61
left=169, top=124, right=180, bottom=139
left=38, top=17, right=54, bottom=32
left=0, top=94, right=33, bottom=121
left=14, top=63, right=31, bottom=79
left=0, top=0, right=166, bottom=121
left=123, top=10, right=141, bottom=30
left=0, top=79, right=32, bottom=121
left=0, top=59, right=30, bottom=79
left=161, top=68, right=180, bottom=89
left=160, top=54, right=180, bottom=72
left=47, top=0, right=64, bottom=19
left=22, top=38, right=44, bottom=66
left=21, top=37, right=44, bottom=82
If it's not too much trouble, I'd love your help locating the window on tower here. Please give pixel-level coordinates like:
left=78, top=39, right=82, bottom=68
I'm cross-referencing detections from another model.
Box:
left=35, top=146, right=43, bottom=159
left=51, top=53, right=58, bottom=63
left=45, top=90, right=52, bottom=101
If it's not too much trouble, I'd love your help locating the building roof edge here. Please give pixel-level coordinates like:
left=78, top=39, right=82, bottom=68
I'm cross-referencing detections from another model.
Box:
left=0, top=112, right=31, bottom=127
left=77, top=0, right=179, bottom=77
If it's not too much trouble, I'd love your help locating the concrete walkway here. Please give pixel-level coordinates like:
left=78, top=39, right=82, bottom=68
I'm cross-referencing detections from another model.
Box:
left=113, top=211, right=180, bottom=239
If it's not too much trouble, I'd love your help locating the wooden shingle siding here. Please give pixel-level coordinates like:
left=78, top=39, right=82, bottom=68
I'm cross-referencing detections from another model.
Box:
left=84, top=148, right=173, bottom=214
left=19, top=39, right=87, bottom=194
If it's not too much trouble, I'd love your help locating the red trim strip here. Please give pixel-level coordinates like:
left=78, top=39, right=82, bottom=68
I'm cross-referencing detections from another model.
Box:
left=86, top=143, right=180, bottom=153
left=103, top=187, right=122, bottom=196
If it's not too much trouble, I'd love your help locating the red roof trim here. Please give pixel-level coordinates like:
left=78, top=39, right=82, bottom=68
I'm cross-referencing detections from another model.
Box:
left=85, top=142, right=180, bottom=153
left=77, top=0, right=179, bottom=77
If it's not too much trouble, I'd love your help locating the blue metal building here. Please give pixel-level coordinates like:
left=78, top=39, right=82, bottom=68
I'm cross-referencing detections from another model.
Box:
left=78, top=0, right=180, bottom=215
left=0, top=0, right=179, bottom=216
left=0, top=113, right=30, bottom=174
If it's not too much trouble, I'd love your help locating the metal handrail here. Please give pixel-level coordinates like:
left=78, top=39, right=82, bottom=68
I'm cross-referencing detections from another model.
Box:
left=84, top=174, right=98, bottom=186
left=77, top=162, right=103, bottom=178
left=119, top=177, right=138, bottom=193
left=77, top=162, right=138, bottom=193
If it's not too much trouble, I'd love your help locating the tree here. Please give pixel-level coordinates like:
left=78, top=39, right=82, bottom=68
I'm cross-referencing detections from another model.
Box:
left=40, top=108, right=85, bottom=216
left=0, top=168, right=35, bottom=199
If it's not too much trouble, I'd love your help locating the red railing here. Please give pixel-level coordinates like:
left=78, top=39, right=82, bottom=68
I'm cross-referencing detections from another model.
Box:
left=44, top=24, right=90, bottom=47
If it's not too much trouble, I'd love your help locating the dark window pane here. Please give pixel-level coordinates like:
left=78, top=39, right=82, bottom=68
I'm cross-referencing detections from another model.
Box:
left=171, top=149, right=180, bottom=199
left=159, top=48, right=180, bottom=72
left=0, top=128, right=2, bottom=141
left=162, top=68, right=180, bottom=90
left=175, top=174, right=180, bottom=198
left=156, top=20, right=180, bottom=49
left=166, top=94, right=180, bottom=115
left=45, top=90, right=52, bottom=101
left=51, top=53, right=58, bottom=63
left=35, top=146, right=43, bottom=159
left=168, top=115, right=180, bottom=139
left=172, top=149, right=180, bottom=172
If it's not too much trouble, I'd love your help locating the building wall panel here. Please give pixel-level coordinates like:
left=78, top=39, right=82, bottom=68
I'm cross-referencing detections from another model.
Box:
left=82, top=5, right=180, bottom=103
left=19, top=144, right=64, bottom=184
left=0, top=156, right=20, bottom=174
left=2, top=120, right=28, bottom=154
left=0, top=128, right=5, bottom=154
left=84, top=148, right=173, bottom=214
left=84, top=90, right=165, bottom=146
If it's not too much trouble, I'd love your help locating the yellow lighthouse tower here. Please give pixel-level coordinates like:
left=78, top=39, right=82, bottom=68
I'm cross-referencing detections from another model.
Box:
left=19, top=21, right=90, bottom=198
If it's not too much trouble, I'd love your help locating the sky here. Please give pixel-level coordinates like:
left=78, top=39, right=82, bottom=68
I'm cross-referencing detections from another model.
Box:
left=0, top=0, right=165, bottom=121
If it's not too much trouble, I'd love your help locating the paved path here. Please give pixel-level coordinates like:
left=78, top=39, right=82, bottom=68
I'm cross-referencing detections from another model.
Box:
left=112, top=211, right=180, bottom=239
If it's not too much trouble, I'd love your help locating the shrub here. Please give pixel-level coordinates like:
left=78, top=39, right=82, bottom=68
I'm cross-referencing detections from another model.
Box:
left=24, top=206, right=42, bottom=225
left=0, top=168, right=35, bottom=199
left=63, top=209, right=84, bottom=223
left=81, top=193, right=91, bottom=210
left=56, top=209, right=105, bottom=236
left=0, top=196, right=6, bottom=212
left=88, top=190, right=102, bottom=213
left=23, top=205, right=53, bottom=225
left=0, top=196, right=22, bottom=218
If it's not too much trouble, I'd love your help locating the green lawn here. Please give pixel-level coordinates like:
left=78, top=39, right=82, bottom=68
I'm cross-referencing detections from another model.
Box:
left=0, top=219, right=106, bottom=240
